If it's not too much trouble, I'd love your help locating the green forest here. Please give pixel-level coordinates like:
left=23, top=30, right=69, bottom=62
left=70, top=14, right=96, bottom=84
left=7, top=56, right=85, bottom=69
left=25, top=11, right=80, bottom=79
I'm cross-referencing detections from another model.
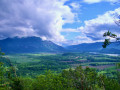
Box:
left=0, top=52, right=120, bottom=90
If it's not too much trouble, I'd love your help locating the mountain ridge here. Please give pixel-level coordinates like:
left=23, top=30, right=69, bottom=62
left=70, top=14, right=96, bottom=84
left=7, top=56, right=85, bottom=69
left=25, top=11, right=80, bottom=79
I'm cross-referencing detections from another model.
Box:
left=1, top=36, right=120, bottom=54
left=0, top=37, right=66, bottom=53
left=66, top=42, right=120, bottom=53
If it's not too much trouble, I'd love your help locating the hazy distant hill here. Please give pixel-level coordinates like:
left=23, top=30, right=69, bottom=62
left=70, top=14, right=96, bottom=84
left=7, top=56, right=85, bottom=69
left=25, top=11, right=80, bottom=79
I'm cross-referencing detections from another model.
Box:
left=66, top=42, right=120, bottom=54
left=0, top=37, right=66, bottom=53
left=1, top=36, right=120, bottom=54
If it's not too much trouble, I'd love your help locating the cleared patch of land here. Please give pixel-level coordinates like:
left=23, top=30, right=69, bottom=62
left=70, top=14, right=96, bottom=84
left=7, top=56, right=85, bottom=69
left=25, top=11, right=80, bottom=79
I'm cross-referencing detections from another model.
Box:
left=2, top=52, right=120, bottom=77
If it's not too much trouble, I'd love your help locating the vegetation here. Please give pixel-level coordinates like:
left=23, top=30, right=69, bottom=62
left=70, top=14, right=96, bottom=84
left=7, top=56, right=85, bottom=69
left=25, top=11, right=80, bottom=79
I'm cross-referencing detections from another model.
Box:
left=3, top=53, right=119, bottom=77
left=0, top=63, right=120, bottom=90
left=0, top=49, right=120, bottom=89
left=103, top=15, right=120, bottom=48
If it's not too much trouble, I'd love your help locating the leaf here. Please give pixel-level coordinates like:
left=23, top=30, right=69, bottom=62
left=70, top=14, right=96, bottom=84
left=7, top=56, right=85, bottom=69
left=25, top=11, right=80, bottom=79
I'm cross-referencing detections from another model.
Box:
left=102, top=39, right=110, bottom=48
left=111, top=34, right=117, bottom=38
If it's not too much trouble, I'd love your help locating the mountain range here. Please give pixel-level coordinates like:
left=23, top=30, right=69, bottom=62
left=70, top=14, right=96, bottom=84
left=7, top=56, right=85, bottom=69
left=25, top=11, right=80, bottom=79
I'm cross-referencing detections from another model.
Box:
left=66, top=42, right=120, bottom=54
left=0, top=37, right=65, bottom=53
left=0, top=36, right=120, bottom=54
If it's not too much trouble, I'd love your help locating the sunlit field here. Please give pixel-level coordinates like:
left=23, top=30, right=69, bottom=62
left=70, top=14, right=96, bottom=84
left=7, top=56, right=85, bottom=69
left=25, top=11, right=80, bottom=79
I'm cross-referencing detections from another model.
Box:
left=3, top=52, right=119, bottom=78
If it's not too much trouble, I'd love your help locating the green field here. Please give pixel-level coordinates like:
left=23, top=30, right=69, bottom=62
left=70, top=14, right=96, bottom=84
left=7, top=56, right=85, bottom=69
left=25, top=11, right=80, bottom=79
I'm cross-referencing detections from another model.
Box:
left=0, top=52, right=120, bottom=90
left=1, top=52, right=119, bottom=77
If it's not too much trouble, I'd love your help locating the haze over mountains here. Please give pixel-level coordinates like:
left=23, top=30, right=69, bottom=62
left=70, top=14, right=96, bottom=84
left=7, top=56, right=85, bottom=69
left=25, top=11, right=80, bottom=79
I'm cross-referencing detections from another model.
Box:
left=0, top=37, right=65, bottom=53
left=66, top=42, right=120, bottom=54
left=0, top=36, right=120, bottom=54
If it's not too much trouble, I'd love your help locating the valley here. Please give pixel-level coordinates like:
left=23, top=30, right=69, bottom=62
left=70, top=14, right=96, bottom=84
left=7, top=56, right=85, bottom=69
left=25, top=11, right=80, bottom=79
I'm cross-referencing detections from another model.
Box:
left=0, top=1, right=120, bottom=89
left=0, top=37, right=120, bottom=89
left=2, top=52, right=119, bottom=78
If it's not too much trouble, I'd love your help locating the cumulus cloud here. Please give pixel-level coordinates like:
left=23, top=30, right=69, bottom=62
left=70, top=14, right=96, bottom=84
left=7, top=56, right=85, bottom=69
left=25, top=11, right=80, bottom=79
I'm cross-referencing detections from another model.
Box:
left=83, top=0, right=119, bottom=4
left=78, top=7, right=120, bottom=42
left=63, top=7, right=120, bottom=45
left=70, top=3, right=81, bottom=10
left=0, top=0, right=75, bottom=43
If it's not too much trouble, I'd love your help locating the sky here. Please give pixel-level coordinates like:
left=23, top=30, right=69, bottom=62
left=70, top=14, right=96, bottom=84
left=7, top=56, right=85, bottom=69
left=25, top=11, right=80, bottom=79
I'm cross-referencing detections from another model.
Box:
left=0, top=0, right=120, bottom=46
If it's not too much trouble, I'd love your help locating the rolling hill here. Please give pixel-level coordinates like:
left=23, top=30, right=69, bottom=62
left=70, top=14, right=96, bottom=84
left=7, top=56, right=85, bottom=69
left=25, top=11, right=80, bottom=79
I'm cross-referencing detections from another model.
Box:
left=66, top=42, right=120, bottom=53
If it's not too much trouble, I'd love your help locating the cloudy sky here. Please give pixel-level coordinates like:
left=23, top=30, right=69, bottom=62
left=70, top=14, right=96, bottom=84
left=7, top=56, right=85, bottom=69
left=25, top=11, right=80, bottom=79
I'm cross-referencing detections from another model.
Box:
left=0, top=0, right=120, bottom=46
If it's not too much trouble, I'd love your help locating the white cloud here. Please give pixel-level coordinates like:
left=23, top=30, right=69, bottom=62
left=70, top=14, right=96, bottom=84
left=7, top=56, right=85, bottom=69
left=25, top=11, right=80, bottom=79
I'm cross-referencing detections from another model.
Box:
left=83, top=0, right=119, bottom=4
left=70, top=3, right=81, bottom=10
left=83, top=0, right=101, bottom=4
left=75, top=35, right=94, bottom=43
left=61, top=28, right=80, bottom=32
left=78, top=7, right=120, bottom=41
left=0, top=0, right=75, bottom=43
left=61, top=37, right=94, bottom=46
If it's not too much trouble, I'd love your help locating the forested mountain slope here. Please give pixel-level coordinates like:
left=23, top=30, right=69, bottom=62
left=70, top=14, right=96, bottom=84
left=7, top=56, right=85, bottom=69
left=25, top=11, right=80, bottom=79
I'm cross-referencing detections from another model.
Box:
left=0, top=37, right=66, bottom=53
left=66, top=42, right=120, bottom=53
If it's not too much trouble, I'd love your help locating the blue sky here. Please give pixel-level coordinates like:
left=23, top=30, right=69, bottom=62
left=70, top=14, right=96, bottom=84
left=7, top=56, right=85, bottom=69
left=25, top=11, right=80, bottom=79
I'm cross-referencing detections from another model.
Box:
left=61, top=0, right=120, bottom=45
left=0, top=0, right=120, bottom=46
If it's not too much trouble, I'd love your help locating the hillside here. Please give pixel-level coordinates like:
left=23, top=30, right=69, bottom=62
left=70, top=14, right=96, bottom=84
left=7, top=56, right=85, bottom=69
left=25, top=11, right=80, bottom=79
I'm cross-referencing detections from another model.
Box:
left=1, top=37, right=120, bottom=54
left=0, top=37, right=66, bottom=53
left=66, top=42, right=120, bottom=53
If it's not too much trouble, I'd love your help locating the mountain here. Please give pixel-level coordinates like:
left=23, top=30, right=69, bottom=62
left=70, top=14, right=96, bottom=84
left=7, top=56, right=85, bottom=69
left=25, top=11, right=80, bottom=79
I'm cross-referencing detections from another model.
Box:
left=66, top=42, right=120, bottom=53
left=65, top=42, right=103, bottom=52
left=0, top=37, right=66, bottom=53
left=1, top=36, right=120, bottom=54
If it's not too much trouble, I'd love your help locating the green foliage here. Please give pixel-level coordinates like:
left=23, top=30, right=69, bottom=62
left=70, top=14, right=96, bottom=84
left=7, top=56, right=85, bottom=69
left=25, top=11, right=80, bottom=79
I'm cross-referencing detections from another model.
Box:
left=0, top=63, right=120, bottom=90
left=0, top=52, right=120, bottom=89
left=103, top=31, right=117, bottom=38
left=0, top=48, right=5, bottom=56
left=102, top=39, right=110, bottom=48
left=33, top=70, right=70, bottom=90
left=102, top=31, right=119, bottom=48
left=5, top=53, right=120, bottom=77
left=103, top=15, right=120, bottom=48
left=98, top=75, right=120, bottom=90
left=0, top=60, right=11, bottom=89
left=0, top=50, right=9, bottom=90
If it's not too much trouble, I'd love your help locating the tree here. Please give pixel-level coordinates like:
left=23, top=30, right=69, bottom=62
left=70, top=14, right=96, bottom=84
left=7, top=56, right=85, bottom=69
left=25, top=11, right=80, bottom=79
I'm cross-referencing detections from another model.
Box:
left=103, top=15, right=120, bottom=48
left=102, top=14, right=120, bottom=84
left=0, top=49, right=9, bottom=89
left=0, top=49, right=18, bottom=89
